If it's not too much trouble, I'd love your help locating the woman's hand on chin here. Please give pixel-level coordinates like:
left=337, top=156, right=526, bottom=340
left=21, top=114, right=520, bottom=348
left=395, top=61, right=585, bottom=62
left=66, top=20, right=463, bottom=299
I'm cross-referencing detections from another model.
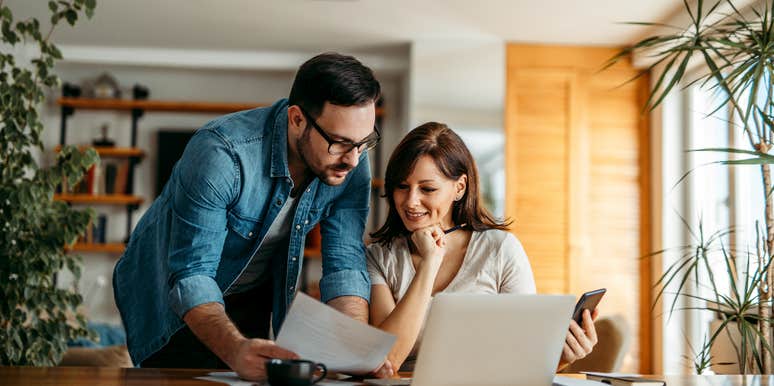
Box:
left=410, top=225, right=446, bottom=268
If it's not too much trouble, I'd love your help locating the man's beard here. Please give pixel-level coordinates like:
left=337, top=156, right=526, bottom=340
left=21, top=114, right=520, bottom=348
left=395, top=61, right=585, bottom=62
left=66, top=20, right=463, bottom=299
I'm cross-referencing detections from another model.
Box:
left=297, top=128, right=353, bottom=186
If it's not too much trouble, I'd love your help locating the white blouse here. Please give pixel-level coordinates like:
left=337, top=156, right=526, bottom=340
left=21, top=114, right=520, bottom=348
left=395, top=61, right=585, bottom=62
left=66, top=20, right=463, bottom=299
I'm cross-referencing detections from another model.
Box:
left=367, top=229, right=537, bottom=301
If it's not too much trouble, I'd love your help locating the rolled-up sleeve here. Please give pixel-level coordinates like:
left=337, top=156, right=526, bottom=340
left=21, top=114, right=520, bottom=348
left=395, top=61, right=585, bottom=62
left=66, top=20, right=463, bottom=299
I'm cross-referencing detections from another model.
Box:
left=169, top=275, right=224, bottom=317
left=166, top=129, right=238, bottom=318
left=318, top=154, right=372, bottom=303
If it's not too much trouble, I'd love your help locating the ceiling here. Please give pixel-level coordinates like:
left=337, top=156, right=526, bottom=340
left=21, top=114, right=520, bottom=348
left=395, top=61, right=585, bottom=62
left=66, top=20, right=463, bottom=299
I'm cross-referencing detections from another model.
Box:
left=7, top=0, right=684, bottom=52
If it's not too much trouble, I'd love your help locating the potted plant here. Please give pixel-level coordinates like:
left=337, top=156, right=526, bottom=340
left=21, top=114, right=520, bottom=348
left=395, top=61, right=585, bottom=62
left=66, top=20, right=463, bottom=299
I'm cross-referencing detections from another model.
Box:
left=0, top=0, right=98, bottom=366
left=612, top=0, right=774, bottom=374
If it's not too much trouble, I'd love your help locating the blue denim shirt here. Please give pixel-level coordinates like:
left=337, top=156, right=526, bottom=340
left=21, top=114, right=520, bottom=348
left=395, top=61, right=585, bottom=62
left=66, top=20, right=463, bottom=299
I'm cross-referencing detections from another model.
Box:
left=113, top=99, right=372, bottom=365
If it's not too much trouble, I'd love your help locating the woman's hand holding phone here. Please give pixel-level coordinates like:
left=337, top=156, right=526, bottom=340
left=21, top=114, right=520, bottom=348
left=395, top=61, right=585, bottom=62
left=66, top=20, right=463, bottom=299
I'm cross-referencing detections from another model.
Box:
left=560, top=308, right=600, bottom=367
left=558, top=288, right=605, bottom=369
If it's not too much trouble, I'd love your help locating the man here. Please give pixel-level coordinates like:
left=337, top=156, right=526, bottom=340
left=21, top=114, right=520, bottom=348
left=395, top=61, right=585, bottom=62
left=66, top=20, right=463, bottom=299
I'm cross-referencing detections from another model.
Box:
left=113, top=53, right=388, bottom=380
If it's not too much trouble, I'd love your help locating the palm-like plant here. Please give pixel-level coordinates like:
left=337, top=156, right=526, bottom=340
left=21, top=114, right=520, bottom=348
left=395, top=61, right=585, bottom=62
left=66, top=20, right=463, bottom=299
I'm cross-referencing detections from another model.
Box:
left=612, top=0, right=774, bottom=373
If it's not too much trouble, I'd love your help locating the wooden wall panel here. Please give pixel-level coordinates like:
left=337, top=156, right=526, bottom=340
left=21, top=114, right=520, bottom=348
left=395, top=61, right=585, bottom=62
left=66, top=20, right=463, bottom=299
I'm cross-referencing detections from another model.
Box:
left=585, top=70, right=648, bottom=373
left=505, top=44, right=651, bottom=373
left=506, top=70, right=573, bottom=294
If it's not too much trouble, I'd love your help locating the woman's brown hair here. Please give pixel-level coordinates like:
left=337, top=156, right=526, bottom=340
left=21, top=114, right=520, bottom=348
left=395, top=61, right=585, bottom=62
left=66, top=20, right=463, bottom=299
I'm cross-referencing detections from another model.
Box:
left=370, top=122, right=510, bottom=246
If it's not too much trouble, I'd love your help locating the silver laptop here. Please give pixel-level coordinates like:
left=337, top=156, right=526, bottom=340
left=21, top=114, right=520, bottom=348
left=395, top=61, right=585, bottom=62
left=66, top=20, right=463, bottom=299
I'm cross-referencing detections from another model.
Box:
left=368, top=293, right=574, bottom=386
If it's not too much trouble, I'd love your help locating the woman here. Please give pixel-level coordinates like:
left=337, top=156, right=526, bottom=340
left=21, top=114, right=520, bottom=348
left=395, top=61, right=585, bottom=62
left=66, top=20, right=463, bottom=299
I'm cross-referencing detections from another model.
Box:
left=367, top=122, right=598, bottom=375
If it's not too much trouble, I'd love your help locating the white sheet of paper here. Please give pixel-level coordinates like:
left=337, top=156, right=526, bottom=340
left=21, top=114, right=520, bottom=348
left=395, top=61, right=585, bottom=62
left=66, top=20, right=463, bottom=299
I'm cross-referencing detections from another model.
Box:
left=276, top=292, right=396, bottom=373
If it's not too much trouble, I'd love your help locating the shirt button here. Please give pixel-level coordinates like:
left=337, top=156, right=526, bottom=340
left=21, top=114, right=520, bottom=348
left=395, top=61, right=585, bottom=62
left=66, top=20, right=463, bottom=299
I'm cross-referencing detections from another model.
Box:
left=289, top=286, right=294, bottom=291
left=295, top=225, right=301, bottom=230
left=306, top=188, right=311, bottom=193
left=291, top=256, right=297, bottom=261
left=248, top=231, right=254, bottom=237
left=276, top=199, right=283, bottom=206
left=303, top=220, right=309, bottom=225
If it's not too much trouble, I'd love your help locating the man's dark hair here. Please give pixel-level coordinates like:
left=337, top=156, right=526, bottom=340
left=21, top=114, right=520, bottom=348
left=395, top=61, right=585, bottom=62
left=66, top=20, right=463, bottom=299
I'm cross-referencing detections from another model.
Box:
left=288, top=52, right=381, bottom=118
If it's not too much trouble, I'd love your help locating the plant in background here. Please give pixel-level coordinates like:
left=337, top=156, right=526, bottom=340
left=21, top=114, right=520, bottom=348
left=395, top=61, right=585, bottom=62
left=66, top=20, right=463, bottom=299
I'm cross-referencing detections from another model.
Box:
left=611, top=0, right=774, bottom=373
left=0, top=0, right=97, bottom=366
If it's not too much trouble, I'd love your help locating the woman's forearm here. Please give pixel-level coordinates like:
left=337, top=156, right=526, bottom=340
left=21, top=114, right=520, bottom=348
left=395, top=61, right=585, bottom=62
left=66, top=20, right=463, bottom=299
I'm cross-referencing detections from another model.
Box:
left=377, top=262, right=439, bottom=370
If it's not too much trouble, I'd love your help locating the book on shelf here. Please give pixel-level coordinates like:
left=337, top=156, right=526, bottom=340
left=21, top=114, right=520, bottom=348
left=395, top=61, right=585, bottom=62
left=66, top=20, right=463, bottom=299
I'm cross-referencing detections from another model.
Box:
left=94, top=214, right=107, bottom=244
left=86, top=163, right=101, bottom=195
left=77, top=214, right=108, bottom=245
left=104, top=162, right=118, bottom=194
left=583, top=372, right=665, bottom=386
left=81, top=219, right=94, bottom=244
left=59, top=159, right=129, bottom=196
left=113, top=160, right=129, bottom=195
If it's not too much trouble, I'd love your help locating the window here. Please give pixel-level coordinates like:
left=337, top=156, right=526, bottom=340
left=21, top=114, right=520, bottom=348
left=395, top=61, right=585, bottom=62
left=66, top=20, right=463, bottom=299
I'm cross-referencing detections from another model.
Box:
left=658, top=71, right=769, bottom=373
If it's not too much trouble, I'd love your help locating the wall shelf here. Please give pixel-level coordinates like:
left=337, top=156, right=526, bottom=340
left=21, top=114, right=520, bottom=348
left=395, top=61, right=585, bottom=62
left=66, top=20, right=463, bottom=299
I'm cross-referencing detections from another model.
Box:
left=54, top=194, right=144, bottom=205
left=58, top=97, right=268, bottom=114
left=68, top=242, right=126, bottom=254
left=58, top=97, right=385, bottom=116
left=55, top=145, right=145, bottom=159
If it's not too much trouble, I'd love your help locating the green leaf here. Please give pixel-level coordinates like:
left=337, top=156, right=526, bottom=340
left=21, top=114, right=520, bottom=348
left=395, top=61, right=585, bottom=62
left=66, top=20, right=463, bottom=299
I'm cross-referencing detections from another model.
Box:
left=721, top=158, right=774, bottom=165
left=0, top=7, right=12, bottom=21
left=85, top=0, right=96, bottom=17
left=688, top=147, right=774, bottom=157
left=64, top=10, right=77, bottom=26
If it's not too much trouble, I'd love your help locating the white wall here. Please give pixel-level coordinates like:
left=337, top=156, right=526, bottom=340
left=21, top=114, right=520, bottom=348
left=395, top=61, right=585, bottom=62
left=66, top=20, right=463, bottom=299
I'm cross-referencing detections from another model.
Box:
left=409, top=39, right=504, bottom=129
left=408, top=39, right=506, bottom=217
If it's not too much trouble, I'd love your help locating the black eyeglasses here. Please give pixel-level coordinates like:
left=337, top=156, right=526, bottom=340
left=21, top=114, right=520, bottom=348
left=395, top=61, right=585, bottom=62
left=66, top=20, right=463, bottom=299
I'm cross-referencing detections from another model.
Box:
left=298, top=106, right=381, bottom=155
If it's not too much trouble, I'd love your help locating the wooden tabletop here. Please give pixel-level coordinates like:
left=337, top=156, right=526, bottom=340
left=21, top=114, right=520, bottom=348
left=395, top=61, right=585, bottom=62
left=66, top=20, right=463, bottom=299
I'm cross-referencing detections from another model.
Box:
left=2, top=367, right=774, bottom=386
left=0, top=367, right=221, bottom=386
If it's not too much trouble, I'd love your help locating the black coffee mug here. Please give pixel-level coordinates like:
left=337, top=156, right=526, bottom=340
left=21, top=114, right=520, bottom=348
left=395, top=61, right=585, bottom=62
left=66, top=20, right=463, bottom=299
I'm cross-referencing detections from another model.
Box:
left=265, top=359, right=327, bottom=386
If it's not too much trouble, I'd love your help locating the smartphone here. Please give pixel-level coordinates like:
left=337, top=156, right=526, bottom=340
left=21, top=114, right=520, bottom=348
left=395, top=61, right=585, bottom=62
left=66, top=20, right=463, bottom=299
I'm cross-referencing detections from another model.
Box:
left=572, top=288, right=606, bottom=325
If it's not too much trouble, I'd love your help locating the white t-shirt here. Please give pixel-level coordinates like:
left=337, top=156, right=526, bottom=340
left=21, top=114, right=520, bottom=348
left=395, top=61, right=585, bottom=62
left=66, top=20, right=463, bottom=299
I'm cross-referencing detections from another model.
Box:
left=366, top=229, right=537, bottom=300
left=227, top=195, right=300, bottom=294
